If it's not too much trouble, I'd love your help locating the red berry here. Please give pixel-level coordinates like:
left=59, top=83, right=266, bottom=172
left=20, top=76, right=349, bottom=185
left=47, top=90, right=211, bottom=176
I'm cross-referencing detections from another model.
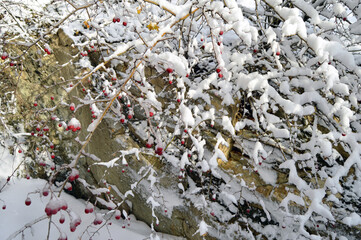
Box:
left=122, top=169, right=125, bottom=173
left=188, top=153, right=191, bottom=158
left=2, top=205, right=6, bottom=210
left=61, top=203, right=68, bottom=210
left=155, top=147, right=163, bottom=156
left=51, top=154, right=55, bottom=159
left=184, top=129, right=188, bottom=133
left=128, top=114, right=132, bottom=120
left=216, top=68, right=221, bottom=73
left=253, top=49, right=257, bottom=53
left=246, top=209, right=250, bottom=213
left=50, top=145, right=54, bottom=149
left=342, top=133, right=346, bottom=136
left=70, top=226, right=76, bottom=232
left=59, top=216, right=65, bottom=224
left=210, top=212, right=215, bottom=216
left=69, top=175, right=75, bottom=182
left=218, top=73, right=223, bottom=78
left=34, top=103, right=38, bottom=107
left=10, top=62, right=15, bottom=67
left=115, top=215, right=121, bottom=220
left=177, top=99, right=181, bottom=103
left=146, top=143, right=152, bottom=148
left=276, top=51, right=280, bottom=56
left=87, top=168, right=91, bottom=172
left=166, top=68, right=173, bottom=73
left=186, top=74, right=189, bottom=77
left=25, top=198, right=31, bottom=206
left=217, top=41, right=221, bottom=46
left=123, top=22, right=127, bottom=26
left=70, top=106, right=75, bottom=111
left=149, top=112, right=154, bottom=117
left=120, top=119, right=125, bottom=123
left=219, top=31, right=223, bottom=35
left=7, top=177, right=10, bottom=181
left=169, top=80, right=172, bottom=84
left=113, top=18, right=116, bottom=23
left=181, top=140, right=185, bottom=145
left=164, top=209, right=167, bottom=213
left=58, top=123, right=62, bottom=127
left=18, top=149, right=22, bottom=153
left=343, top=17, right=347, bottom=21
left=42, top=190, right=49, bottom=196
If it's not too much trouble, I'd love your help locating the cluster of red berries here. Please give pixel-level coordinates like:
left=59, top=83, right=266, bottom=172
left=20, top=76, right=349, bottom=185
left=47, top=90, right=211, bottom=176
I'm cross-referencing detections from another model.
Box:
left=66, top=118, right=81, bottom=132
left=44, top=199, right=68, bottom=217
left=216, top=68, right=223, bottom=78
left=70, top=218, right=82, bottom=232
left=112, top=17, right=127, bottom=26
left=68, top=169, right=80, bottom=182
left=44, top=48, right=51, bottom=55
left=84, top=203, right=94, bottom=214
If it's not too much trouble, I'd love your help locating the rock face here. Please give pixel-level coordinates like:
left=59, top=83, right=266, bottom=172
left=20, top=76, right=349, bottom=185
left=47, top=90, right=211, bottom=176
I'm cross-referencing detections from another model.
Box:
left=3, top=29, right=360, bottom=240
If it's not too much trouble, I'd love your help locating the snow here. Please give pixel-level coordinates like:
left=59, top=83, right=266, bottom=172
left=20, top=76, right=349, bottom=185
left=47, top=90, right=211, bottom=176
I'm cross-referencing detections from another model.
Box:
left=194, top=220, right=209, bottom=237
left=222, top=116, right=235, bottom=136
left=179, top=103, right=195, bottom=128
left=343, top=213, right=361, bottom=227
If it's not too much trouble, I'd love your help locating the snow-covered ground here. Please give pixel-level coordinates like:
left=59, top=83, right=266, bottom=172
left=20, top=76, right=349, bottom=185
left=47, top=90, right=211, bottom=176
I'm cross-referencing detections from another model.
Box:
left=0, top=146, right=183, bottom=240
left=0, top=177, right=185, bottom=240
